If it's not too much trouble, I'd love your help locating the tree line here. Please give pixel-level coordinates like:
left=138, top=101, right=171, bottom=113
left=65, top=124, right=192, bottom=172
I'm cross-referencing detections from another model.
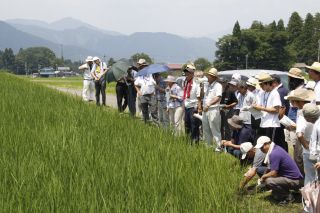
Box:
left=213, top=11, right=320, bottom=71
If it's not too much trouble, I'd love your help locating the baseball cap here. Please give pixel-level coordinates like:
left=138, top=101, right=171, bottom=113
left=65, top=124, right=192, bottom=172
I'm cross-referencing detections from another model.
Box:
left=254, top=136, right=271, bottom=149
left=240, top=142, right=253, bottom=160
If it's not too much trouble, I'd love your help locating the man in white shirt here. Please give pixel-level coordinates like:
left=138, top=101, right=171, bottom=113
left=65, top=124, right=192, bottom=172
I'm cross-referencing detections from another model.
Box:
left=238, top=81, right=256, bottom=126
left=306, top=62, right=320, bottom=105
left=80, top=56, right=94, bottom=102
left=134, top=71, right=158, bottom=124
left=202, top=68, right=223, bottom=151
left=183, top=64, right=201, bottom=143
left=253, top=73, right=286, bottom=151
left=285, top=88, right=315, bottom=180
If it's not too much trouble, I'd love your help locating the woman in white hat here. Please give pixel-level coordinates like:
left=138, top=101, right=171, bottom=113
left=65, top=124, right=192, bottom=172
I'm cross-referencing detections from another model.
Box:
left=80, top=56, right=94, bottom=102
left=285, top=68, right=306, bottom=173
left=165, top=75, right=184, bottom=135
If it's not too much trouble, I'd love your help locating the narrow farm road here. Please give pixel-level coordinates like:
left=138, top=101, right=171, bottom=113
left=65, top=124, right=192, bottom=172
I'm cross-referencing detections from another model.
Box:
left=48, top=86, right=118, bottom=108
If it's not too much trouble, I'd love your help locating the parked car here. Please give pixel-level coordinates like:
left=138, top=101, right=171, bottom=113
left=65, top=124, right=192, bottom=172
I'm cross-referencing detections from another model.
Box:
left=218, top=69, right=289, bottom=89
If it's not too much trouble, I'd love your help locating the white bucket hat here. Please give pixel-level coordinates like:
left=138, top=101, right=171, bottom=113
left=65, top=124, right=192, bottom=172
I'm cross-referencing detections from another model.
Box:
left=93, top=56, right=100, bottom=62
left=137, top=58, right=148, bottom=65
left=246, top=77, right=258, bottom=87
left=85, top=56, right=93, bottom=62
left=164, top=75, right=176, bottom=83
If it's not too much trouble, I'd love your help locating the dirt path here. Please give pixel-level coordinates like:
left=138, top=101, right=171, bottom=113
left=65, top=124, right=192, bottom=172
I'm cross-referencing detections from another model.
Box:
left=48, top=86, right=118, bottom=108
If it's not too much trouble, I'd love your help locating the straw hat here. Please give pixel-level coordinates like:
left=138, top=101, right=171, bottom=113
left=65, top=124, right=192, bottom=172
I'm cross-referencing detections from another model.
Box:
left=227, top=115, right=243, bottom=129
left=184, top=64, right=196, bottom=73
left=284, top=88, right=315, bottom=102
left=205, top=68, right=218, bottom=77
left=228, top=79, right=239, bottom=86
left=256, top=72, right=273, bottom=83
left=246, top=77, right=258, bottom=87
left=288, top=68, right=305, bottom=80
left=164, top=75, right=176, bottom=83
left=306, top=62, right=320, bottom=72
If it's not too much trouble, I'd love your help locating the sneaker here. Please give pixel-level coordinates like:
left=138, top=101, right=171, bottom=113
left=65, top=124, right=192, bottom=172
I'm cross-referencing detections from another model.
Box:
left=278, top=194, right=295, bottom=206
left=215, top=147, right=222, bottom=152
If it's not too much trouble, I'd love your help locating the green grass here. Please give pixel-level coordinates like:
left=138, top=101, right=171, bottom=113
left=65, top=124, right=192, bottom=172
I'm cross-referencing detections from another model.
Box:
left=22, top=75, right=116, bottom=94
left=1, top=72, right=301, bottom=212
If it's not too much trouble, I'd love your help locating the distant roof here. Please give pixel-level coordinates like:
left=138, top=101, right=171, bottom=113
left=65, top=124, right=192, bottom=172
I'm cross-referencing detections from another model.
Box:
left=167, top=64, right=183, bottom=70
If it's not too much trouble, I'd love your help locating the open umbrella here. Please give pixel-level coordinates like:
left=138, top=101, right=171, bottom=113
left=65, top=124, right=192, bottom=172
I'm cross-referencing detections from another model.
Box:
left=136, top=64, right=170, bottom=76
left=106, top=59, right=134, bottom=83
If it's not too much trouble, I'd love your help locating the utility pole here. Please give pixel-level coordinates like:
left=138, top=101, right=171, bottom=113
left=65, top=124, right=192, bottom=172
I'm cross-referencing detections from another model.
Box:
left=60, top=44, right=64, bottom=61
left=245, top=54, right=249, bottom=69
left=318, top=39, right=320, bottom=62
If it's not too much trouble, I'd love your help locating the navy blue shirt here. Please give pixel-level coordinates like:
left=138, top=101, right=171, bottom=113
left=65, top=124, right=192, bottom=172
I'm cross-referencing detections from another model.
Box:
left=233, top=124, right=255, bottom=145
left=277, top=85, right=289, bottom=115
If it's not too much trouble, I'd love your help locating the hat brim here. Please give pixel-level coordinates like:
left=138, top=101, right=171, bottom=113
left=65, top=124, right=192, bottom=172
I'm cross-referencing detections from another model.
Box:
left=227, top=118, right=242, bottom=129
left=183, top=68, right=195, bottom=73
left=241, top=153, right=247, bottom=160
left=205, top=73, right=217, bottom=77
left=86, top=59, right=93, bottom=62
left=246, top=82, right=256, bottom=87
left=306, top=66, right=320, bottom=72
left=288, top=73, right=304, bottom=80
left=164, top=80, right=176, bottom=83
left=254, top=143, right=264, bottom=149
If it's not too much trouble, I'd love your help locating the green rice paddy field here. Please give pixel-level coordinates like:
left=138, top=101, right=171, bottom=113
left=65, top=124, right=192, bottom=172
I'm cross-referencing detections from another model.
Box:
left=0, top=72, right=300, bottom=212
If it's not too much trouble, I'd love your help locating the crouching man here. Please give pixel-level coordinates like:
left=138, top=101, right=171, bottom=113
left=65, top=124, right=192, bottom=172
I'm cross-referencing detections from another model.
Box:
left=239, top=142, right=267, bottom=190
left=255, top=136, right=303, bottom=204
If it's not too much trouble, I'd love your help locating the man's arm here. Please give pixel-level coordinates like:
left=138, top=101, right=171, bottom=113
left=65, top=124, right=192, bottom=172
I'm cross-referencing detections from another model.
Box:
left=252, top=105, right=280, bottom=114
left=240, top=168, right=257, bottom=189
left=203, top=96, right=221, bottom=112
left=297, top=132, right=309, bottom=150
left=260, top=170, right=278, bottom=182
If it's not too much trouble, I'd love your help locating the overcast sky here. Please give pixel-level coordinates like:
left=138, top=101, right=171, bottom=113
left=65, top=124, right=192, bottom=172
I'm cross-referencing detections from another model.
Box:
left=1, top=0, right=320, bottom=37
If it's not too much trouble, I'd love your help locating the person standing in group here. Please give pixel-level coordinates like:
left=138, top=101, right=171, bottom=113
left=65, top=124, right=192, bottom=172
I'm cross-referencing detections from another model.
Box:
left=134, top=65, right=158, bottom=124
left=285, top=88, right=315, bottom=180
left=116, top=77, right=128, bottom=112
left=91, top=57, right=108, bottom=106
left=253, top=73, right=286, bottom=151
left=80, top=56, right=94, bottom=102
left=238, top=81, right=256, bottom=140
left=271, top=74, right=289, bottom=152
left=284, top=68, right=306, bottom=176
left=202, top=68, right=223, bottom=151
left=246, top=77, right=261, bottom=139
left=135, top=59, right=149, bottom=117
left=220, top=77, right=238, bottom=141
left=154, top=73, right=169, bottom=128
left=306, top=62, right=320, bottom=105
left=126, top=66, right=138, bottom=116
left=165, top=75, right=184, bottom=135
left=183, top=64, right=201, bottom=144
